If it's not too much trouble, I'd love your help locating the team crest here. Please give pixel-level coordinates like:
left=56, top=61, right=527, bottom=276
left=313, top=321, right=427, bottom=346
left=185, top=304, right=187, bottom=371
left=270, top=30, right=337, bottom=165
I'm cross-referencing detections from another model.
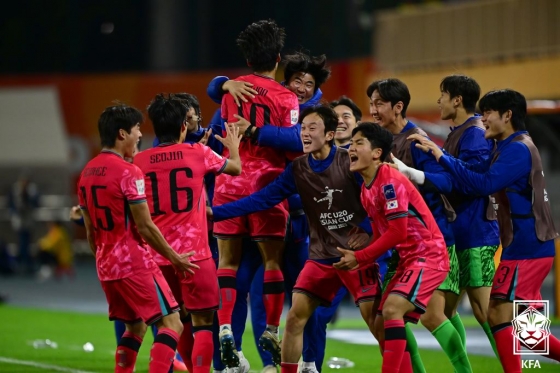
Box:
left=382, top=184, right=396, bottom=200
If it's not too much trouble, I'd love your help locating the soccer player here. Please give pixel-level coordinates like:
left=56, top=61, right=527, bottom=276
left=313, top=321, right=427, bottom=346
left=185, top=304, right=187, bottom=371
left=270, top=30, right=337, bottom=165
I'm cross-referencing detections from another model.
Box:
left=213, top=20, right=299, bottom=368
left=134, top=94, right=242, bottom=373
left=78, top=104, right=198, bottom=373
left=331, top=96, right=362, bottom=148
left=209, top=51, right=330, bottom=373
left=394, top=75, right=500, bottom=356
left=368, top=78, right=472, bottom=373
left=209, top=105, right=381, bottom=372
left=335, top=122, right=450, bottom=373
left=409, top=89, right=560, bottom=372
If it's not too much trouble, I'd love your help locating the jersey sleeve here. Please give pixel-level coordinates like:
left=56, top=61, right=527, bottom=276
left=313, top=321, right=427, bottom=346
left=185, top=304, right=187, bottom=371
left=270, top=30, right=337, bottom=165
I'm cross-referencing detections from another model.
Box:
left=122, top=165, right=148, bottom=204
left=201, top=144, right=228, bottom=174
left=281, top=94, right=299, bottom=127
left=77, top=178, right=87, bottom=210
left=221, top=94, right=237, bottom=123
left=379, top=178, right=409, bottom=220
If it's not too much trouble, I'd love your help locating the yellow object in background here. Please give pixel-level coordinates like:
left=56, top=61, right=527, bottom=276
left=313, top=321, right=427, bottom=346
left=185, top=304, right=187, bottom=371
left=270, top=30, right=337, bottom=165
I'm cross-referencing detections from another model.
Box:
left=38, top=222, right=73, bottom=269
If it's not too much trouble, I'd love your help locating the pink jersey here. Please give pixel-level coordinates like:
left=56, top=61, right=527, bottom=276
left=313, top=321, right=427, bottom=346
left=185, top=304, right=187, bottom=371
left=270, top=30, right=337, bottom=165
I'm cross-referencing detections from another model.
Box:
left=133, top=143, right=227, bottom=264
left=217, top=73, right=299, bottom=196
left=78, top=150, right=156, bottom=281
left=361, top=164, right=449, bottom=272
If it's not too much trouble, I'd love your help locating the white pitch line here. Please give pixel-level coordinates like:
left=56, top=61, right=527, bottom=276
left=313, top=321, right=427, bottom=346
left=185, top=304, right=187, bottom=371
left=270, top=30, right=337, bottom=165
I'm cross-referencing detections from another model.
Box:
left=0, top=357, right=97, bottom=373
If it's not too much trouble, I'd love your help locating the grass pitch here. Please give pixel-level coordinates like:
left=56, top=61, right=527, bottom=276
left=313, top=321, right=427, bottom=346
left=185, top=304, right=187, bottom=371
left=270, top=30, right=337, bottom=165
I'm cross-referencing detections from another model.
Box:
left=0, top=305, right=557, bottom=372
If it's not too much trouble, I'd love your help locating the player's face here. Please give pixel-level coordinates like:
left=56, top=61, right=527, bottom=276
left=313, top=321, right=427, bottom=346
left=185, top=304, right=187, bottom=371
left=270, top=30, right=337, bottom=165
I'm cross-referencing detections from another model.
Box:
left=123, top=124, right=142, bottom=158
left=334, top=105, right=358, bottom=144
left=369, top=90, right=399, bottom=128
left=438, top=91, right=455, bottom=120
left=185, top=107, right=200, bottom=133
left=286, top=72, right=316, bottom=105
left=481, top=109, right=511, bottom=140
left=300, top=113, right=333, bottom=153
left=348, top=132, right=377, bottom=172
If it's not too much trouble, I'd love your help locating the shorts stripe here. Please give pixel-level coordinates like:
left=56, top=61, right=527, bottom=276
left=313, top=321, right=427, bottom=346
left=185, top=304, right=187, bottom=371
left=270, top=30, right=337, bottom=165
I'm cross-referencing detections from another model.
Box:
left=155, top=278, right=168, bottom=316
left=507, top=265, right=519, bottom=302
left=409, top=269, right=423, bottom=304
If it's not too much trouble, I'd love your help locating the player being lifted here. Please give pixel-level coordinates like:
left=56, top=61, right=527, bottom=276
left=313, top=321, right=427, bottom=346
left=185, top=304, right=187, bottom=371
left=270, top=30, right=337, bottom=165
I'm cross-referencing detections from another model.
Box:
left=335, top=122, right=450, bottom=373
left=133, top=94, right=242, bottom=373
left=78, top=104, right=198, bottom=373
left=213, top=20, right=299, bottom=367
left=209, top=105, right=381, bottom=371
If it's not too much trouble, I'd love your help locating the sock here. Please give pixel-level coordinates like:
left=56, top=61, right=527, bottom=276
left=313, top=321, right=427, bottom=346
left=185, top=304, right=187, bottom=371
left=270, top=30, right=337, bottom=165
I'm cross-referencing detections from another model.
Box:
left=534, top=333, right=560, bottom=362
left=266, top=324, right=279, bottom=335
left=177, top=317, right=194, bottom=373
left=481, top=321, right=499, bottom=358
left=263, top=269, right=284, bottom=327
left=149, top=328, right=179, bottom=373
left=404, top=323, right=426, bottom=373
left=431, top=320, right=472, bottom=373
left=192, top=326, right=213, bottom=373
left=217, top=269, right=237, bottom=325
left=399, top=351, right=413, bottom=373
left=281, top=362, right=299, bottom=373
left=383, top=319, right=407, bottom=373
left=492, top=323, right=521, bottom=373
left=115, top=331, right=142, bottom=373
left=450, top=313, right=467, bottom=347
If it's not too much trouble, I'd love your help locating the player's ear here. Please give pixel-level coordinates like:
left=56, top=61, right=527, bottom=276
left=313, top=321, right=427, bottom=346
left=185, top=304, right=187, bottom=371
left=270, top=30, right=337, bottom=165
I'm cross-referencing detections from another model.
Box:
left=276, top=54, right=281, bottom=63
left=117, top=128, right=126, bottom=140
left=394, top=101, right=404, bottom=116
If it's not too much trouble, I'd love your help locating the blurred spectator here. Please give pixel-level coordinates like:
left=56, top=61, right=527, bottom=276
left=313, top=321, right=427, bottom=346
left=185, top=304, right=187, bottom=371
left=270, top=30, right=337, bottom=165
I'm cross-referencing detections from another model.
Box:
left=9, top=173, right=39, bottom=273
left=0, top=238, right=16, bottom=275
left=36, top=221, right=74, bottom=281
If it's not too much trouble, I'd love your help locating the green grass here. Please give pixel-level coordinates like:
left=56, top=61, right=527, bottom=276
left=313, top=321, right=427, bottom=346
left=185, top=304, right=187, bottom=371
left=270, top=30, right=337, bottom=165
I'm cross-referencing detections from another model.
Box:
left=0, top=305, right=558, bottom=372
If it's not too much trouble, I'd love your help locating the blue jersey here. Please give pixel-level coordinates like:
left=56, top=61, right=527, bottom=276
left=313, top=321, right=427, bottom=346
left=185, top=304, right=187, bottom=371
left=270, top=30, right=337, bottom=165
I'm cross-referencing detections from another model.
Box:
left=404, top=122, right=455, bottom=246
left=439, top=131, right=555, bottom=260
left=443, top=121, right=499, bottom=250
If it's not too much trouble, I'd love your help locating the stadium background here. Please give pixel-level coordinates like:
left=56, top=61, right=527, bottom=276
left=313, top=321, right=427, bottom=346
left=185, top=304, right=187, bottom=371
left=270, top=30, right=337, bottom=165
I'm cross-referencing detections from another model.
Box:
left=0, top=0, right=559, bottom=372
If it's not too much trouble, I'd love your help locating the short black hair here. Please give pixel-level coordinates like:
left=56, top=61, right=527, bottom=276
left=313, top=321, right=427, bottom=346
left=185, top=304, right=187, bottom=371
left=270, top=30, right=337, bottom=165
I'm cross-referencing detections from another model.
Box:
left=98, top=103, right=143, bottom=148
left=479, top=89, right=527, bottom=131
left=330, top=96, right=362, bottom=121
left=147, top=93, right=188, bottom=143
left=172, top=92, right=201, bottom=117
left=299, top=105, right=338, bottom=146
left=440, top=75, right=481, bottom=113
left=366, top=79, right=411, bottom=118
left=352, top=122, right=393, bottom=162
left=283, top=52, right=331, bottom=92
left=236, top=19, right=286, bottom=73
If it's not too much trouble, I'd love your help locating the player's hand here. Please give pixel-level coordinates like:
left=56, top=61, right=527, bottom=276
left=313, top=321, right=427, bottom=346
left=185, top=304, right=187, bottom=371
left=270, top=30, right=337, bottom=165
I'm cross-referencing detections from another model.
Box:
left=407, top=134, right=444, bottom=160
left=69, top=205, right=82, bottom=221
left=206, top=206, right=213, bottom=219
left=215, top=123, right=242, bottom=150
left=333, top=247, right=359, bottom=270
left=230, top=114, right=252, bottom=136
left=223, top=80, right=258, bottom=106
left=198, top=129, right=212, bottom=146
left=347, top=226, right=371, bottom=249
left=172, top=251, right=200, bottom=275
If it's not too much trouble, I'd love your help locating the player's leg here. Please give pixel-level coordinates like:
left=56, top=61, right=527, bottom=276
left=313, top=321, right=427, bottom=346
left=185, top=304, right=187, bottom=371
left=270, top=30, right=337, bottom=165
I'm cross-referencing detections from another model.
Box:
left=280, top=293, right=321, bottom=373
left=250, top=204, right=289, bottom=350
left=181, top=258, right=221, bottom=373
left=313, top=287, right=347, bottom=372
left=281, top=260, right=341, bottom=372
left=458, top=245, right=499, bottom=356
left=381, top=294, right=416, bottom=373
left=249, top=264, right=275, bottom=371
left=216, top=236, right=243, bottom=367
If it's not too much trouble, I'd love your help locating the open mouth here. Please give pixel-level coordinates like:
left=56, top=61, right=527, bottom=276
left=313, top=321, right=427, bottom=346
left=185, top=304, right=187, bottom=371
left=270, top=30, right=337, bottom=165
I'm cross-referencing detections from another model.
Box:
left=302, top=139, right=312, bottom=146
left=336, top=126, right=347, bottom=132
left=349, top=154, right=358, bottom=165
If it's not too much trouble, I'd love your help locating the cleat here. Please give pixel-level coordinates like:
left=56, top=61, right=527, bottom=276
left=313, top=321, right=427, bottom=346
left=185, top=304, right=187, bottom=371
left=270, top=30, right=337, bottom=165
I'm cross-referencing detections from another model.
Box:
left=259, top=330, right=281, bottom=366
left=219, top=327, right=240, bottom=368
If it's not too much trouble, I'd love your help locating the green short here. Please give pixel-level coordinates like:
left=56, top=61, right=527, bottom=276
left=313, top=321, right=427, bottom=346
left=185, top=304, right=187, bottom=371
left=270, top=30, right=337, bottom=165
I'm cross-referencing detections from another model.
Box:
left=436, top=245, right=460, bottom=295
left=457, top=245, right=499, bottom=288
left=381, top=249, right=399, bottom=293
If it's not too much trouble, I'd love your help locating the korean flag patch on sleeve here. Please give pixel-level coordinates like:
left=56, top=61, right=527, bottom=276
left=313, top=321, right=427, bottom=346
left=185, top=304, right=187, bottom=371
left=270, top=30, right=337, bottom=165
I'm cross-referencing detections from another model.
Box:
left=290, top=109, right=299, bottom=124
left=386, top=200, right=399, bottom=210
left=382, top=184, right=396, bottom=200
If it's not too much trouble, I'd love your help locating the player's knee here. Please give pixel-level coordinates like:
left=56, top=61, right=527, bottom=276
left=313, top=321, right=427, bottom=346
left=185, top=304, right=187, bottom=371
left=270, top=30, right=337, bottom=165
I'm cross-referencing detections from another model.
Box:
left=191, top=311, right=214, bottom=327
left=126, top=322, right=147, bottom=338
left=471, top=304, right=488, bottom=324
left=419, top=310, right=444, bottom=331
left=285, top=309, right=307, bottom=333
left=381, top=304, right=404, bottom=320
left=161, top=312, right=183, bottom=334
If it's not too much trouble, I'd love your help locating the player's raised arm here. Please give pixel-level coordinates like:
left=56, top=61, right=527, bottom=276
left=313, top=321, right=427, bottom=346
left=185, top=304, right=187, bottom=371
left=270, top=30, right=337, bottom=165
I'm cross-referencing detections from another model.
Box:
left=129, top=202, right=200, bottom=274
left=214, top=123, right=242, bottom=175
